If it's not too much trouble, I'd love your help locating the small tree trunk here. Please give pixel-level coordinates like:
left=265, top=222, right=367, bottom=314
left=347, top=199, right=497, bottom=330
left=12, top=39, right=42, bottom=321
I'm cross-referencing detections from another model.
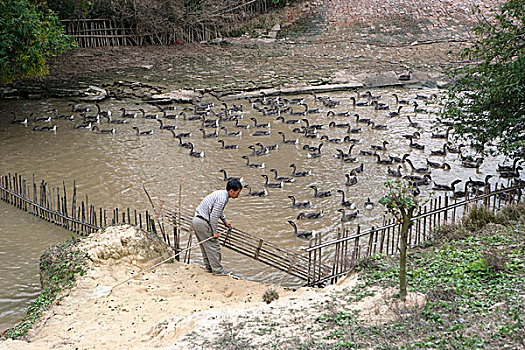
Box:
left=399, top=207, right=414, bottom=301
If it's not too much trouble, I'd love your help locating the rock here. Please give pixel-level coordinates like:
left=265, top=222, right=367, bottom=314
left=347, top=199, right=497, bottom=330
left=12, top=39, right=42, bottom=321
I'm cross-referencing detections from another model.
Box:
left=151, top=89, right=202, bottom=103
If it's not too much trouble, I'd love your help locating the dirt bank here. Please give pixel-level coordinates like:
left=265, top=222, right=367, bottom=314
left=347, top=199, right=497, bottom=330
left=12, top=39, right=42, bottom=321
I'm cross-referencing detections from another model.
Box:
left=0, top=225, right=425, bottom=349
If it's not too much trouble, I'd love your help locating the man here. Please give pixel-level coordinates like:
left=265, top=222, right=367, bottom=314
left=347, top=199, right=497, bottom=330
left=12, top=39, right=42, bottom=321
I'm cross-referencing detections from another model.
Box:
left=192, top=178, right=242, bottom=275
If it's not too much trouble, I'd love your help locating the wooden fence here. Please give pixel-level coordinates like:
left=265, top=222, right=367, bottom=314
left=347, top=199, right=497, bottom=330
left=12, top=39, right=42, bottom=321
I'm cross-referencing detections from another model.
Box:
left=306, top=182, right=525, bottom=286
left=61, top=0, right=273, bottom=47
left=0, top=173, right=331, bottom=284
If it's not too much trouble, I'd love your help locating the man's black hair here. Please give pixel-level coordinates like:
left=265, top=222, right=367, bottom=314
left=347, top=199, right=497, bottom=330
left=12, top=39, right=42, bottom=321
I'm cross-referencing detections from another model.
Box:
left=226, top=178, right=242, bottom=191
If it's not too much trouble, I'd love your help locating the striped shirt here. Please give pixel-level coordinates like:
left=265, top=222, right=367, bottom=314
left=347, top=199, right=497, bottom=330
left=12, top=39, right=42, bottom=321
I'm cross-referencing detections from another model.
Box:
left=195, top=190, right=229, bottom=233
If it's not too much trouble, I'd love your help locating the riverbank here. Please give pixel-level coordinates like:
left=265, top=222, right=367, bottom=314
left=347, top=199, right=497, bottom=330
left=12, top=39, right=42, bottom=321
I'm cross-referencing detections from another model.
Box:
left=2, top=205, right=523, bottom=349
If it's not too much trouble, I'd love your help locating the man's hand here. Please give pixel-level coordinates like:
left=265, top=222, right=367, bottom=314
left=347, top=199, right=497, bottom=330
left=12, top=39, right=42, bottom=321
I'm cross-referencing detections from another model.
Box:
left=213, top=232, right=220, bottom=239
left=224, top=221, right=232, bottom=229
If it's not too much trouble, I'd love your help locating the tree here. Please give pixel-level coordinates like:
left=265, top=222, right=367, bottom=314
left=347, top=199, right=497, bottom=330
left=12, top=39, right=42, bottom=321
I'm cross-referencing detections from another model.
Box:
left=379, top=180, right=420, bottom=301
left=0, top=0, right=76, bottom=85
left=441, top=0, right=524, bottom=160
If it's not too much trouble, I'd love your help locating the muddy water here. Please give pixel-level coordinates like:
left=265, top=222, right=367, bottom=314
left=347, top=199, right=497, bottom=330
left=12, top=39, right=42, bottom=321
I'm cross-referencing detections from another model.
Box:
left=0, top=88, right=514, bottom=330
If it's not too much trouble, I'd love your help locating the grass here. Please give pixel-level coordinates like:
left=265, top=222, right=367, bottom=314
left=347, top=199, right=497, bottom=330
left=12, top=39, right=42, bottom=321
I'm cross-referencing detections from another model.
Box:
left=200, top=204, right=524, bottom=349
left=1, top=238, right=88, bottom=340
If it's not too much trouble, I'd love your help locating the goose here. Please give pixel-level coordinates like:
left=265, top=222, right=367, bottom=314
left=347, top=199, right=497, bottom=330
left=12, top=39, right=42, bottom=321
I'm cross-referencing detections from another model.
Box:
left=33, top=114, right=52, bottom=123
left=345, top=137, right=360, bottom=144
left=309, top=185, right=333, bottom=198
left=201, top=116, right=220, bottom=128
left=288, top=196, right=311, bottom=208
left=289, top=97, right=305, bottom=105
left=301, top=118, right=324, bottom=130
left=452, top=181, right=471, bottom=198
left=409, top=138, right=425, bottom=150
left=304, top=130, right=320, bottom=139
left=80, top=112, right=100, bottom=124
left=499, top=166, right=522, bottom=178
left=387, top=106, right=403, bottom=117
left=220, top=126, right=242, bottom=137
left=289, top=163, right=311, bottom=177
left=139, top=108, right=158, bottom=119
left=346, top=125, right=362, bottom=134
left=179, top=111, right=201, bottom=121
left=335, top=144, right=355, bottom=159
left=426, top=159, right=451, bottom=170
left=337, top=208, right=359, bottom=221
left=354, top=114, right=371, bottom=124
left=119, top=107, right=137, bottom=118
left=175, top=135, right=193, bottom=148
left=392, top=93, right=410, bottom=105
left=219, top=169, right=243, bottom=182
left=11, top=113, right=28, bottom=125
left=329, top=121, right=351, bottom=128
left=199, top=128, right=218, bottom=138
left=398, top=70, right=412, bottom=81
left=371, top=100, right=390, bottom=110
left=248, top=145, right=269, bottom=156
left=430, top=144, right=448, bottom=156
left=349, top=96, right=368, bottom=107
left=104, top=115, right=128, bottom=124
left=276, top=116, right=301, bottom=124
left=403, top=173, right=429, bottom=182
left=286, top=104, right=307, bottom=117
left=497, top=158, right=521, bottom=173
left=387, top=165, right=403, bottom=177
left=431, top=127, right=451, bottom=139
left=132, top=126, right=153, bottom=135
left=411, top=174, right=432, bottom=186
left=256, top=142, right=278, bottom=151
left=402, top=131, right=420, bottom=140
left=364, top=197, right=375, bottom=210
left=162, top=110, right=179, bottom=119
left=349, top=163, right=364, bottom=175
left=95, top=103, right=112, bottom=117
left=337, top=190, right=356, bottom=208
left=252, top=130, right=271, bottom=136
left=339, top=153, right=358, bottom=163
left=169, top=130, right=192, bottom=138
left=412, top=101, right=427, bottom=113
left=345, top=174, right=358, bottom=186
left=250, top=117, right=270, bottom=128
left=359, top=149, right=375, bottom=156
left=297, top=211, right=324, bottom=219
left=389, top=153, right=410, bottom=163
left=461, top=158, right=484, bottom=169
left=303, top=143, right=323, bottom=153
left=269, top=168, right=295, bottom=183
left=188, top=142, right=205, bottom=158
left=156, top=119, right=178, bottom=130
left=73, top=120, right=92, bottom=130
left=243, top=184, right=268, bottom=197
left=241, top=155, right=265, bottom=169
left=68, top=103, right=90, bottom=113
left=234, top=119, right=250, bottom=129
left=371, top=141, right=389, bottom=151
left=321, top=135, right=344, bottom=144
left=406, top=115, right=420, bottom=128
left=469, top=175, right=493, bottom=188
left=218, top=139, right=238, bottom=149
left=375, top=153, right=393, bottom=165
left=287, top=220, right=315, bottom=239
left=92, top=125, right=115, bottom=134
left=433, top=179, right=462, bottom=191
left=303, top=103, right=321, bottom=114
left=53, top=109, right=74, bottom=120
left=436, top=117, right=457, bottom=127
left=368, top=121, right=388, bottom=130
left=33, top=125, right=57, bottom=132
left=405, top=158, right=431, bottom=174
left=278, top=131, right=298, bottom=144
left=327, top=110, right=350, bottom=118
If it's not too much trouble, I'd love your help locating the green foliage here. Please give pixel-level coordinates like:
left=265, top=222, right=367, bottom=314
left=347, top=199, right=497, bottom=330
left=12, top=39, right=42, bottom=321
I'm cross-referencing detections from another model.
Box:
left=47, top=0, right=93, bottom=19
left=0, top=0, right=76, bottom=85
left=2, top=239, right=87, bottom=340
left=441, top=0, right=525, bottom=159
left=379, top=179, right=420, bottom=220
left=262, top=288, right=279, bottom=304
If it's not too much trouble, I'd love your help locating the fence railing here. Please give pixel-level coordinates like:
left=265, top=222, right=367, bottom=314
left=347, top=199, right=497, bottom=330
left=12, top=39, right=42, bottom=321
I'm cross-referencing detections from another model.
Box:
left=61, top=0, right=272, bottom=47
left=305, top=182, right=524, bottom=286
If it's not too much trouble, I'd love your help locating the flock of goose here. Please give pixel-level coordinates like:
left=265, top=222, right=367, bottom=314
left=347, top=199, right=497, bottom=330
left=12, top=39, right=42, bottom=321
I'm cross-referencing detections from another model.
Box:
left=8, top=90, right=524, bottom=240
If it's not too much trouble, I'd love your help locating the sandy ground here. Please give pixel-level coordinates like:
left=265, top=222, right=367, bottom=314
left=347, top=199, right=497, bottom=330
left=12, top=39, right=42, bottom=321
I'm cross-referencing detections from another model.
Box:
left=0, top=226, right=425, bottom=349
